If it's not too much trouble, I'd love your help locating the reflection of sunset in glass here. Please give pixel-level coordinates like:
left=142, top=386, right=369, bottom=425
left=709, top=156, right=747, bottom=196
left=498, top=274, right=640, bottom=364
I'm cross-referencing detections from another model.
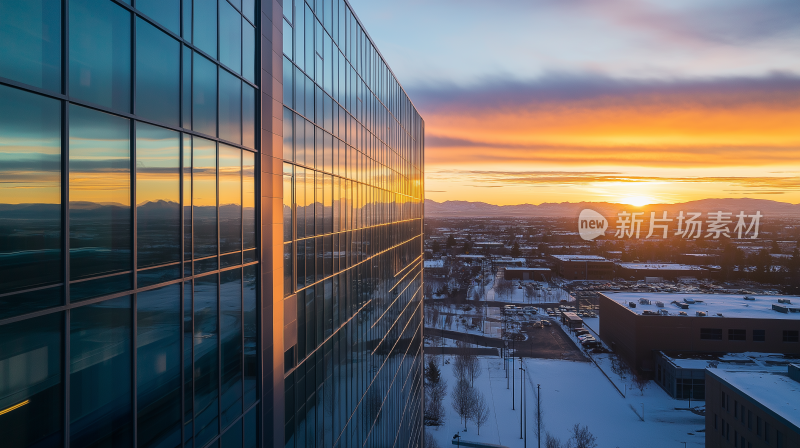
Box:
left=136, top=122, right=179, bottom=207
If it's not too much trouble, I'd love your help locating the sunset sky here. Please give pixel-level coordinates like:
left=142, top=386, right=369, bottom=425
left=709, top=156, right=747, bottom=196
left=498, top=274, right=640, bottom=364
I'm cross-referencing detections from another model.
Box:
left=349, top=0, right=800, bottom=206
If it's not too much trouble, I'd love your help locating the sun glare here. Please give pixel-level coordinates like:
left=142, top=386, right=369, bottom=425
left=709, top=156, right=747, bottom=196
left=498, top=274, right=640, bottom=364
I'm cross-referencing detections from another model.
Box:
left=622, top=196, right=655, bottom=207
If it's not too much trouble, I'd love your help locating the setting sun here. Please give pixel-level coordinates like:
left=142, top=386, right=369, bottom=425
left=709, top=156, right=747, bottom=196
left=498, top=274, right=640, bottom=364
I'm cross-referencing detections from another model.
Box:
left=621, top=196, right=655, bottom=207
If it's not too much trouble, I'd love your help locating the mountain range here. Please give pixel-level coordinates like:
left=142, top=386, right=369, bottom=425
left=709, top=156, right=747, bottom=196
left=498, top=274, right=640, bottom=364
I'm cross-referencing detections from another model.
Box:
left=425, top=198, right=800, bottom=218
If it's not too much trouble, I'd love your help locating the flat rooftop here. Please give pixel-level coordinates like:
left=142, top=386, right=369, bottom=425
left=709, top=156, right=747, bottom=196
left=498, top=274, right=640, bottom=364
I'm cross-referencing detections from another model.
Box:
left=708, top=369, right=800, bottom=431
left=661, top=351, right=800, bottom=371
left=602, top=292, right=800, bottom=320
left=551, top=255, right=609, bottom=262
left=617, top=263, right=706, bottom=271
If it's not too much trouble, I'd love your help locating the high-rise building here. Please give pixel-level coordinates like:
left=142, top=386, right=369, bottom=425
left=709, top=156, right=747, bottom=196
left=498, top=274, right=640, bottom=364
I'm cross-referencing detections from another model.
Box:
left=0, top=0, right=424, bottom=447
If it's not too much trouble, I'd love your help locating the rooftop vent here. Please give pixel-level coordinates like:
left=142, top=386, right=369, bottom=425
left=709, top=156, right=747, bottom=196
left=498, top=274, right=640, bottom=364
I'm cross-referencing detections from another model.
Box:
left=639, top=298, right=651, bottom=305
left=655, top=301, right=665, bottom=307
left=683, top=298, right=696, bottom=304
left=743, top=296, right=756, bottom=301
left=778, top=298, right=792, bottom=304
left=696, top=311, right=707, bottom=317
left=628, top=302, right=637, bottom=308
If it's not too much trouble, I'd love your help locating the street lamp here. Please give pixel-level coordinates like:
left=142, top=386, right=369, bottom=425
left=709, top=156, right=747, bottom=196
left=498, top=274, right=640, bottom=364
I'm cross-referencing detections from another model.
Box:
left=453, top=433, right=461, bottom=448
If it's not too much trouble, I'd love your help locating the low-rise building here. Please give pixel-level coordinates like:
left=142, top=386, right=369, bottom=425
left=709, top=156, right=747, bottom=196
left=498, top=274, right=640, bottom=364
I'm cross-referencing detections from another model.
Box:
left=616, top=262, right=710, bottom=281
left=551, top=254, right=614, bottom=280
left=598, top=293, right=800, bottom=373
left=503, top=267, right=552, bottom=281
left=705, top=366, right=800, bottom=448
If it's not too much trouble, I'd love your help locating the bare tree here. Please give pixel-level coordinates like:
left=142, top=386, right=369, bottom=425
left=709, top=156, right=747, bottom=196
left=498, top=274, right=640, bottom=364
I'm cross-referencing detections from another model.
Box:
left=532, top=384, right=545, bottom=443
left=631, top=370, right=649, bottom=396
left=424, top=359, right=447, bottom=426
left=471, top=391, right=490, bottom=435
left=465, top=354, right=482, bottom=387
left=567, top=423, right=598, bottom=448
left=545, top=432, right=564, bottom=448
left=451, top=379, right=478, bottom=431
left=453, top=342, right=469, bottom=382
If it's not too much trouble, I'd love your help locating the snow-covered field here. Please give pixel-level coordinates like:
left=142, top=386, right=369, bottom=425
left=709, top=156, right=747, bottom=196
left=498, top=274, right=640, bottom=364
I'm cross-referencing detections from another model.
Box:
left=427, top=356, right=705, bottom=448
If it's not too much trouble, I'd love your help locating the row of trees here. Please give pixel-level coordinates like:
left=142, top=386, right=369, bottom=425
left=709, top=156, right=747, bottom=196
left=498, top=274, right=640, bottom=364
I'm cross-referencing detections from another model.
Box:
left=449, top=348, right=491, bottom=435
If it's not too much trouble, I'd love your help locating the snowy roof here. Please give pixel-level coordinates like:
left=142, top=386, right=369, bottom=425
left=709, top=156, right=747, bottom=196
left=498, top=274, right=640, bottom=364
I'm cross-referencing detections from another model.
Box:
left=424, top=259, right=445, bottom=268
left=661, top=352, right=799, bottom=371
left=505, top=267, right=550, bottom=271
left=617, top=263, right=706, bottom=271
left=455, top=254, right=485, bottom=259
left=602, top=292, right=800, bottom=320
left=551, top=254, right=609, bottom=262
left=708, top=369, right=800, bottom=431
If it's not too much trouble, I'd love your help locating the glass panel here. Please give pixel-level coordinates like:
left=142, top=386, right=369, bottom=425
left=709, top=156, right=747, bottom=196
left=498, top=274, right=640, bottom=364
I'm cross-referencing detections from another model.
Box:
left=194, top=0, right=217, bottom=58
left=283, top=107, right=293, bottom=160
left=0, top=85, right=61, bottom=298
left=194, top=257, right=218, bottom=275
left=220, top=251, right=241, bottom=268
left=243, top=265, right=257, bottom=407
left=242, top=0, right=255, bottom=23
left=136, top=122, right=180, bottom=268
left=136, top=18, right=180, bottom=127
left=0, top=0, right=60, bottom=91
left=283, top=163, right=293, bottom=242
left=220, top=145, right=241, bottom=254
left=183, top=281, right=193, bottom=428
left=137, top=0, right=180, bottom=35
left=69, top=0, right=130, bottom=111
left=0, top=313, right=62, bottom=448
left=183, top=135, right=192, bottom=261
left=70, top=296, right=132, bottom=448
left=242, top=85, right=255, bottom=149
left=69, top=105, right=131, bottom=280
left=137, top=264, right=180, bottom=288
left=193, top=138, right=217, bottom=259
left=219, top=69, right=242, bottom=144
left=220, top=269, right=243, bottom=426
left=242, top=20, right=255, bottom=83
left=194, top=274, right=219, bottom=447
left=70, top=272, right=132, bottom=302
left=221, top=419, right=242, bottom=448
left=242, top=151, right=256, bottom=250
left=295, top=168, right=306, bottom=240
left=220, top=0, right=241, bottom=74
left=193, top=54, right=218, bottom=137
left=182, top=46, right=192, bottom=129
left=182, top=0, right=192, bottom=42
left=137, top=284, right=181, bottom=448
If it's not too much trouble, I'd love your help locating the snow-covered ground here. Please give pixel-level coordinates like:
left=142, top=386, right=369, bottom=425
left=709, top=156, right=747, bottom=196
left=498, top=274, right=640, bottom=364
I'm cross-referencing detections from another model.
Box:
left=427, top=355, right=705, bottom=448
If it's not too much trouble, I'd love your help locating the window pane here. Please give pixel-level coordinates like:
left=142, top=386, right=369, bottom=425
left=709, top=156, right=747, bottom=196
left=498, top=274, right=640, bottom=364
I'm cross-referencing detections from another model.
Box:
left=194, top=0, right=217, bottom=58
left=243, top=265, right=257, bottom=407
left=243, top=85, right=255, bottom=149
left=0, top=0, right=60, bottom=91
left=193, top=138, right=217, bottom=259
left=242, top=0, right=255, bottom=23
left=137, top=0, right=180, bottom=35
left=70, top=296, right=133, bottom=448
left=183, top=135, right=193, bottom=261
left=220, top=145, right=242, bottom=254
left=0, top=85, right=61, bottom=298
left=137, top=284, right=181, bottom=448
left=136, top=122, right=180, bottom=268
left=182, top=46, right=192, bottom=129
left=193, top=54, right=218, bottom=137
left=136, top=18, right=180, bottom=127
left=69, top=105, right=131, bottom=280
left=221, top=269, right=243, bottom=426
left=69, top=0, right=130, bottom=111
left=194, top=274, right=219, bottom=446
left=219, top=70, right=242, bottom=144
left=242, top=151, right=256, bottom=250
left=242, top=20, right=255, bottom=83
left=283, top=163, right=293, bottom=242
left=220, top=0, right=241, bottom=74
left=0, top=313, right=62, bottom=448
left=183, top=281, right=193, bottom=433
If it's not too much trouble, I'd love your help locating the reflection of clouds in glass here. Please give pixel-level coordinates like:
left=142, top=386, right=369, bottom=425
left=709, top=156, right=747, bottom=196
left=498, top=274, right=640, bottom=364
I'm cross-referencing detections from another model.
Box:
left=136, top=123, right=179, bottom=206
left=0, top=85, right=61, bottom=205
left=69, top=104, right=130, bottom=205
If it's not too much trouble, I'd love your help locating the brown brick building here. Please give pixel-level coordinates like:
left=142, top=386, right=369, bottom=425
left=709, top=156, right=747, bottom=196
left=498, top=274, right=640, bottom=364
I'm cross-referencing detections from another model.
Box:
left=598, top=293, right=800, bottom=373
left=705, top=367, right=800, bottom=448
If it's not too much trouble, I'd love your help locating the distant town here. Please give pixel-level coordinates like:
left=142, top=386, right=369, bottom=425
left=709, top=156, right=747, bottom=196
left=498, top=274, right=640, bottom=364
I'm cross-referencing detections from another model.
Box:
left=421, top=212, right=800, bottom=448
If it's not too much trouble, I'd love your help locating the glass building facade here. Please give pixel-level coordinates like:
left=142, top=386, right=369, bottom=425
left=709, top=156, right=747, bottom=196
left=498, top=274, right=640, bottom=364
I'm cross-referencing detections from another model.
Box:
left=279, top=0, right=425, bottom=447
left=0, top=0, right=423, bottom=447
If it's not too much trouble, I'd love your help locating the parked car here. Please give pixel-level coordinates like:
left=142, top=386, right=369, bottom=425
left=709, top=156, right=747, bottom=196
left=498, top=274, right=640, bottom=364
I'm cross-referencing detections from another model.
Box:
left=578, top=334, right=594, bottom=342
left=574, top=329, right=590, bottom=336
left=541, top=320, right=551, bottom=326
